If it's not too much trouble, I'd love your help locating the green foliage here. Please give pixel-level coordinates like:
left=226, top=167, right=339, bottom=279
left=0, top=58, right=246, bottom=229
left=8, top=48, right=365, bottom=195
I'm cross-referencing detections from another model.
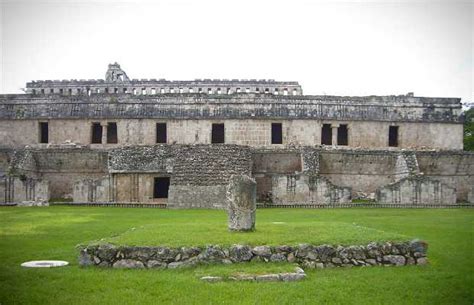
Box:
left=464, top=107, right=474, bottom=151
left=0, top=207, right=473, bottom=305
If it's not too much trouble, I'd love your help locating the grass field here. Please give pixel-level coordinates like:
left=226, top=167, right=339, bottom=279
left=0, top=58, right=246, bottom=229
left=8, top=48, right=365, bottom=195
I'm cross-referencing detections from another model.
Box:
left=0, top=207, right=473, bottom=305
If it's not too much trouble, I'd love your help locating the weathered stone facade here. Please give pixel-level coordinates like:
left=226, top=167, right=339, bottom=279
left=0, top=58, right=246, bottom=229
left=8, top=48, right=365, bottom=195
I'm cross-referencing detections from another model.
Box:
left=0, top=63, right=472, bottom=207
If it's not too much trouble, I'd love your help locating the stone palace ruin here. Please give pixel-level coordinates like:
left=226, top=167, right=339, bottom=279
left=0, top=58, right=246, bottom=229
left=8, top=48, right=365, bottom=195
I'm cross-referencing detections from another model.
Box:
left=0, top=63, right=473, bottom=207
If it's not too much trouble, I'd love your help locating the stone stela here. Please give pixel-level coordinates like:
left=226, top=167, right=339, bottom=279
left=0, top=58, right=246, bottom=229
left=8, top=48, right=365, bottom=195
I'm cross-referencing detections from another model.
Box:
left=226, top=175, right=257, bottom=232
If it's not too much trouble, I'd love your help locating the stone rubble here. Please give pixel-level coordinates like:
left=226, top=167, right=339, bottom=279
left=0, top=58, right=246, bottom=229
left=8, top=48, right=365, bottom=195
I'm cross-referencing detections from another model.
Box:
left=201, top=267, right=307, bottom=283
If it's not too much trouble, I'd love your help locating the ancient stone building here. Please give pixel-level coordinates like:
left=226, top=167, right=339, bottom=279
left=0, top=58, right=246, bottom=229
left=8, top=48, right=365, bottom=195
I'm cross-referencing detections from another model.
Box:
left=0, top=63, right=473, bottom=206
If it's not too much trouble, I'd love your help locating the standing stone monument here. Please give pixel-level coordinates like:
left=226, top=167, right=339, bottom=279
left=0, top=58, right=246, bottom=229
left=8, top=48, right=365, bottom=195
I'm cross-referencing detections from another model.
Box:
left=226, top=175, right=256, bottom=231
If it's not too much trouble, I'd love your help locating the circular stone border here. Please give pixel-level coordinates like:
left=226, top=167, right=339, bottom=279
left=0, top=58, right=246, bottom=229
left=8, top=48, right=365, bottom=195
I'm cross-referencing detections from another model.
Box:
left=21, top=260, right=69, bottom=268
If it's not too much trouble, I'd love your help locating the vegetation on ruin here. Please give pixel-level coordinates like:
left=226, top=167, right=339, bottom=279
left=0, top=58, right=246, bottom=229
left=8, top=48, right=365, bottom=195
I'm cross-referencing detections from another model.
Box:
left=0, top=207, right=473, bottom=305
left=464, top=107, right=474, bottom=151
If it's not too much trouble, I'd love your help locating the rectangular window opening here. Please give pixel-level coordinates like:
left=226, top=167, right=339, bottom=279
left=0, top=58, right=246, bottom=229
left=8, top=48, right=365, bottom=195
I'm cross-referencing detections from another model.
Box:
left=337, top=124, right=348, bottom=146
left=156, top=123, right=167, bottom=144
left=321, top=124, right=332, bottom=145
left=211, top=123, right=225, bottom=144
left=39, top=122, right=49, bottom=143
left=271, top=123, right=283, bottom=144
left=389, top=126, right=399, bottom=147
left=107, top=122, right=118, bottom=144
left=153, top=177, right=170, bottom=199
left=91, top=123, right=103, bottom=144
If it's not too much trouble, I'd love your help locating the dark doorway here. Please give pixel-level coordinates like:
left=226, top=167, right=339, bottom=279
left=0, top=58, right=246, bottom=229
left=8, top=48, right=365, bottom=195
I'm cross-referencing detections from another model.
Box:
left=271, top=123, right=283, bottom=144
left=389, top=126, right=399, bottom=147
left=107, top=122, right=118, bottom=144
left=321, top=124, right=332, bottom=145
left=156, top=123, right=167, bottom=143
left=91, top=123, right=102, bottom=144
left=211, top=123, right=225, bottom=143
left=153, top=177, right=170, bottom=198
left=39, top=122, right=49, bottom=143
left=337, top=124, right=348, bottom=146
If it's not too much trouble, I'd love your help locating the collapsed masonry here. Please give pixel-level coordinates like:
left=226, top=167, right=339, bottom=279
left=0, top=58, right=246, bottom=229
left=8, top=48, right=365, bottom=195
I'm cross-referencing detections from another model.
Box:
left=1, top=145, right=472, bottom=207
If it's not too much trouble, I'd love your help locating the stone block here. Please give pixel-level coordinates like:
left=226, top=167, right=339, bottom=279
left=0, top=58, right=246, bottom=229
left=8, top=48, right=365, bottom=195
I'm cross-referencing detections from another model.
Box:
left=226, top=175, right=256, bottom=231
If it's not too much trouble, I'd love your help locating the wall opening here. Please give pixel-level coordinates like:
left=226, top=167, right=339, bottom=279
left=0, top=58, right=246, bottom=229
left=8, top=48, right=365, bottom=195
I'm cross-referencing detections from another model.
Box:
left=321, top=124, right=332, bottom=145
left=389, top=126, right=399, bottom=147
left=39, top=122, right=49, bottom=143
left=91, top=123, right=103, bottom=144
left=211, top=123, right=225, bottom=144
left=271, top=123, right=283, bottom=144
left=107, top=122, right=118, bottom=144
left=156, top=123, right=167, bottom=143
left=337, top=124, right=348, bottom=146
left=153, top=177, right=170, bottom=198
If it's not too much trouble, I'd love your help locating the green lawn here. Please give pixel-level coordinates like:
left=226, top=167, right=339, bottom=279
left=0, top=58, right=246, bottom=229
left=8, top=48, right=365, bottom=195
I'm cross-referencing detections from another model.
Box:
left=0, top=207, right=473, bottom=305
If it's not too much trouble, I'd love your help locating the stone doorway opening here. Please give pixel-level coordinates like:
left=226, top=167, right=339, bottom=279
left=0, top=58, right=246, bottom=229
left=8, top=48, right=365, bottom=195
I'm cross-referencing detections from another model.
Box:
left=154, top=177, right=170, bottom=199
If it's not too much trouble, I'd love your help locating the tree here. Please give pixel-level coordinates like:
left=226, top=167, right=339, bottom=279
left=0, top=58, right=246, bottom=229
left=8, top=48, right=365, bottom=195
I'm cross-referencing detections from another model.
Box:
left=464, top=106, right=474, bottom=151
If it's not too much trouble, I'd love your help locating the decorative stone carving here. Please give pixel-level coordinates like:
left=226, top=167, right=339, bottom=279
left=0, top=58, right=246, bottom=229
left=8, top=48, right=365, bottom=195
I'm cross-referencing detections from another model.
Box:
left=226, top=175, right=256, bottom=232
left=105, top=62, right=130, bottom=82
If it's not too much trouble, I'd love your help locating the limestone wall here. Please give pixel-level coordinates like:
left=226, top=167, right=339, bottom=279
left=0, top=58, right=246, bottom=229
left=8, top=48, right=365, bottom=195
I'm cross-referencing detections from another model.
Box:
left=0, top=118, right=463, bottom=150
left=468, top=187, right=474, bottom=204
left=1, top=146, right=472, bottom=207
left=416, top=151, right=474, bottom=201
left=376, top=176, right=457, bottom=205
left=271, top=174, right=351, bottom=205
left=3, top=176, right=49, bottom=203
left=319, top=150, right=398, bottom=195
left=73, top=176, right=110, bottom=203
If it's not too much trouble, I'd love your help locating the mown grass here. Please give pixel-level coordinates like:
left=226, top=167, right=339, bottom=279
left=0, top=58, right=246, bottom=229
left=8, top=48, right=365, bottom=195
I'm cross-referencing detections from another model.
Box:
left=0, top=207, right=473, bottom=305
left=102, top=209, right=406, bottom=247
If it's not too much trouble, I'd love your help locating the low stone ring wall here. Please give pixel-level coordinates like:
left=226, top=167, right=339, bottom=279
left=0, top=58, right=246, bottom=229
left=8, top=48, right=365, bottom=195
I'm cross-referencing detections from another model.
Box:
left=79, top=240, right=428, bottom=269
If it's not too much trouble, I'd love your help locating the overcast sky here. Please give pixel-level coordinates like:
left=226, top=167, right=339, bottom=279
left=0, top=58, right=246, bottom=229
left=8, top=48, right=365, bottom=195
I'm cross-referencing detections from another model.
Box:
left=0, top=0, right=472, bottom=103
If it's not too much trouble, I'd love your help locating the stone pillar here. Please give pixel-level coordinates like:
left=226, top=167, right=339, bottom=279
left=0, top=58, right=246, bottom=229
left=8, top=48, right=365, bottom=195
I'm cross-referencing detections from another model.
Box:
left=226, top=175, right=256, bottom=232
left=101, top=123, right=107, bottom=145
left=331, top=124, right=339, bottom=146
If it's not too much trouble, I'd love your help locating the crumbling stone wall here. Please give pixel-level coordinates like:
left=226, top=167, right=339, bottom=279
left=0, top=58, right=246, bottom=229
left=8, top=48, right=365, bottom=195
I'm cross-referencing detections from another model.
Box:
left=169, top=145, right=252, bottom=208
left=79, top=239, right=429, bottom=269
left=108, top=145, right=252, bottom=208
left=376, top=176, right=457, bottom=205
